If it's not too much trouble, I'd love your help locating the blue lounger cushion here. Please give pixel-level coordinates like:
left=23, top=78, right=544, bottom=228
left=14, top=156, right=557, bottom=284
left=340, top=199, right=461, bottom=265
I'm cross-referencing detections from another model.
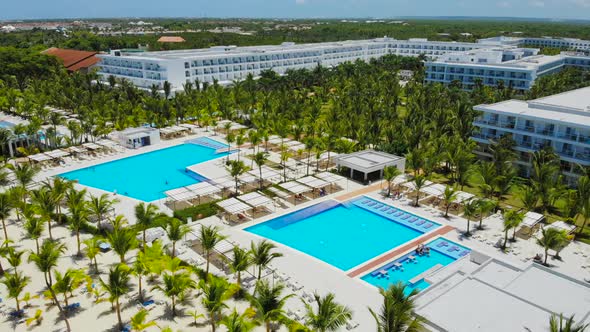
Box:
left=423, top=223, right=433, bottom=229
left=415, top=220, right=426, bottom=226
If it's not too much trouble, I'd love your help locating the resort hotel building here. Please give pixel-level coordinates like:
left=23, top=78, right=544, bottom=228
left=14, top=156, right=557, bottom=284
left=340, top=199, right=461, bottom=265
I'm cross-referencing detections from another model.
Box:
left=95, top=35, right=590, bottom=92
left=472, top=86, right=590, bottom=185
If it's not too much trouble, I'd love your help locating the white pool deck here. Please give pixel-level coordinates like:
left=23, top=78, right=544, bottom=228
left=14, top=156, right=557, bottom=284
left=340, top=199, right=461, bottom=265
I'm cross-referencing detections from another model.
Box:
left=11, top=131, right=590, bottom=332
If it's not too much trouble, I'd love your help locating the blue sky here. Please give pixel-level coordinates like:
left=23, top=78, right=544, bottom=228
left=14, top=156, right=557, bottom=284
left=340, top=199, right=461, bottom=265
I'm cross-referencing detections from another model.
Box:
left=3, top=0, right=590, bottom=20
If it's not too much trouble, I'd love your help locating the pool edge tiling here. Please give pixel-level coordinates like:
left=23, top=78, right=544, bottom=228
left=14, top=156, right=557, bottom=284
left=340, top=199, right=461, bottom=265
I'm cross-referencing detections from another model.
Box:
left=245, top=196, right=443, bottom=271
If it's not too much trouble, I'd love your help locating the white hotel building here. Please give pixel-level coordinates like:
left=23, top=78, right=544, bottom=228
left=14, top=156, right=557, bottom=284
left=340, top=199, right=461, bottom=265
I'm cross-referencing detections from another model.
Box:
left=96, top=36, right=590, bottom=92
left=472, top=86, right=590, bottom=185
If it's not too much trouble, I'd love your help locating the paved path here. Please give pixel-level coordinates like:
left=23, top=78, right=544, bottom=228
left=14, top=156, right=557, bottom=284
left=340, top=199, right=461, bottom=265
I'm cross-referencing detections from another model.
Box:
left=347, top=224, right=455, bottom=278
left=335, top=180, right=385, bottom=201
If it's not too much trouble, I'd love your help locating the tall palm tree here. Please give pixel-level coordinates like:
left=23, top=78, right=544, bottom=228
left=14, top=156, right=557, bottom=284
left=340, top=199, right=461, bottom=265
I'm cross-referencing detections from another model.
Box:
left=30, top=187, right=57, bottom=240
left=549, top=314, right=588, bottom=332
left=412, top=175, right=427, bottom=207
left=303, top=292, right=352, bottom=332
left=152, top=268, right=196, bottom=316
left=108, top=228, right=138, bottom=264
left=134, top=202, right=163, bottom=251
left=83, top=237, right=102, bottom=273
left=220, top=308, right=258, bottom=332
left=164, top=217, right=190, bottom=258
left=0, top=192, right=13, bottom=243
left=383, top=166, right=401, bottom=198
left=8, top=163, right=39, bottom=193
left=248, top=280, right=294, bottom=332
left=23, top=214, right=45, bottom=254
left=226, top=160, right=248, bottom=194
left=253, top=152, right=269, bottom=189
left=476, top=199, right=497, bottom=230
left=537, top=227, right=568, bottom=265
left=462, top=199, right=479, bottom=236
left=200, top=275, right=238, bottom=332
left=88, top=193, right=118, bottom=230
left=226, top=246, right=252, bottom=287
left=53, top=268, right=85, bottom=307
left=280, top=145, right=292, bottom=182
left=1, top=272, right=30, bottom=312
left=67, top=197, right=89, bottom=256
left=46, top=177, right=74, bottom=226
left=100, top=264, right=132, bottom=330
left=6, top=247, right=24, bottom=273
left=200, top=225, right=227, bottom=275
left=441, top=185, right=458, bottom=218
left=368, top=282, right=423, bottom=332
left=28, top=239, right=70, bottom=331
left=250, top=240, right=283, bottom=280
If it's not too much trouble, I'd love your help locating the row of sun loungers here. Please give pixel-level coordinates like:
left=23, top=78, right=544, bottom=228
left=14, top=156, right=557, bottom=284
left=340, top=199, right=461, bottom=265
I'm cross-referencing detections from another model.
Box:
left=360, top=199, right=435, bottom=229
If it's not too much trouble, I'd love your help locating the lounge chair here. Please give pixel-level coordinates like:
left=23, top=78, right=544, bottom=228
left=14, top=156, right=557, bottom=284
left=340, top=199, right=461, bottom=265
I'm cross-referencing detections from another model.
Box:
left=415, top=219, right=426, bottom=226
left=436, top=241, right=449, bottom=248
left=459, top=250, right=470, bottom=257
left=408, top=217, right=417, bottom=223
left=346, top=321, right=360, bottom=330
left=367, top=202, right=376, bottom=207
left=387, top=209, right=397, bottom=214
left=374, top=204, right=383, bottom=209
left=381, top=206, right=391, bottom=212
left=423, top=223, right=433, bottom=229
left=394, top=211, right=403, bottom=217
left=447, top=246, right=458, bottom=252
left=401, top=214, right=410, bottom=220
left=361, top=200, right=370, bottom=204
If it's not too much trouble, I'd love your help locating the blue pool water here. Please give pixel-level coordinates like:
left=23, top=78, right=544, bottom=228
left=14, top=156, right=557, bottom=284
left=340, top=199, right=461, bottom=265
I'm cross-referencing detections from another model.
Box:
left=361, top=238, right=471, bottom=294
left=246, top=197, right=440, bottom=271
left=0, top=121, right=15, bottom=129
left=60, top=142, right=228, bottom=201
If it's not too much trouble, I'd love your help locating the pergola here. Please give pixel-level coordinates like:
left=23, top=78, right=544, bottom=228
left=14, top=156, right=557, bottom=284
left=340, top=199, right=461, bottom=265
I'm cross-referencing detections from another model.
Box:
left=422, top=183, right=446, bottom=197
left=297, top=176, right=330, bottom=189
left=335, top=150, right=406, bottom=182
left=28, top=153, right=52, bottom=163
left=279, top=181, right=312, bottom=195
left=66, top=146, right=87, bottom=154
left=45, top=149, right=70, bottom=159
left=237, top=191, right=273, bottom=210
left=315, top=171, right=345, bottom=184
left=83, top=142, right=102, bottom=150
left=217, top=198, right=252, bottom=215
left=268, top=187, right=290, bottom=199
left=455, top=191, right=475, bottom=203
left=247, top=166, right=282, bottom=184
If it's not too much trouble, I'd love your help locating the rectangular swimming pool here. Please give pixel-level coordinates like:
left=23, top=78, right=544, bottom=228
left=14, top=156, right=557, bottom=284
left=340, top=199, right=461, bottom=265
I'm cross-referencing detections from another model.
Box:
left=245, top=197, right=440, bottom=271
left=60, top=140, right=227, bottom=202
left=361, top=238, right=470, bottom=294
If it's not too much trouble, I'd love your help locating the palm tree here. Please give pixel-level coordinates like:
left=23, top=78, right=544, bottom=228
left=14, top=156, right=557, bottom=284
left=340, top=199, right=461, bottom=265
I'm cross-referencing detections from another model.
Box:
left=200, top=225, right=227, bottom=275
left=83, top=237, right=102, bottom=273
left=383, top=166, right=402, bottom=198
left=250, top=240, right=283, bottom=281
left=303, top=292, right=352, bottom=332
left=280, top=145, right=292, bottom=182
left=441, top=185, right=458, bottom=218
left=412, top=175, right=427, bottom=207
left=502, top=210, right=524, bottom=250
left=23, top=215, right=45, bottom=254
left=68, top=198, right=89, bottom=256
left=476, top=199, right=496, bottom=230
left=8, top=163, right=39, bottom=192
left=368, top=282, right=423, bottom=332
left=253, top=152, right=269, bottom=189
left=248, top=280, right=294, bottom=332
left=46, top=177, right=74, bottom=225
left=108, top=228, right=138, bottom=263
left=462, top=199, right=479, bottom=236
left=100, top=264, right=132, bottom=330
left=164, top=217, right=190, bottom=258
left=130, top=309, right=157, bottom=331
left=134, top=203, right=163, bottom=251
left=200, top=275, right=238, bottom=332
left=152, top=268, right=196, bottom=316
left=30, top=187, right=57, bottom=240
left=88, top=194, right=118, bottom=230
left=6, top=247, right=24, bottom=273
left=0, top=192, right=13, bottom=243
left=28, top=239, right=70, bottom=331
left=537, top=227, right=568, bottom=265
left=53, top=268, right=85, bottom=307
left=549, top=314, right=588, bottom=332
left=1, top=272, right=30, bottom=312
left=226, top=160, right=248, bottom=194
left=220, top=308, right=258, bottom=332
left=226, top=246, right=252, bottom=287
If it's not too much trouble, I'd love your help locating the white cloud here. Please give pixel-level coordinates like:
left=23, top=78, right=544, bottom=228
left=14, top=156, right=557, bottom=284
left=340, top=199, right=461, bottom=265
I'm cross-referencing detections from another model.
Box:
left=496, top=1, right=511, bottom=8
left=529, top=0, right=545, bottom=7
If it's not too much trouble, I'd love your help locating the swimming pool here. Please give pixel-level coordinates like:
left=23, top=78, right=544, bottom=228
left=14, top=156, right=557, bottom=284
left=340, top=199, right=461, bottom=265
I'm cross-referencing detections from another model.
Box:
left=361, top=238, right=470, bottom=294
left=246, top=197, right=440, bottom=271
left=0, top=121, right=15, bottom=129
left=60, top=140, right=228, bottom=202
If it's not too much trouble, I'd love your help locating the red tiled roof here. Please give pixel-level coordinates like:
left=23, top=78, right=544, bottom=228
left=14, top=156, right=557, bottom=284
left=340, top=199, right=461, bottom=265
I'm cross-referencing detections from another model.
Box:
left=42, top=48, right=99, bottom=71
left=157, top=36, right=185, bottom=43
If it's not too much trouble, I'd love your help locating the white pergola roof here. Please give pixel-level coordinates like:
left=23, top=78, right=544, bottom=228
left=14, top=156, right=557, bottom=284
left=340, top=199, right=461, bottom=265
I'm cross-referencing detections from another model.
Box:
left=522, top=211, right=545, bottom=228
left=217, top=198, right=252, bottom=214
left=237, top=191, right=273, bottom=208
left=268, top=187, right=290, bottom=199
left=335, top=149, right=405, bottom=174
left=214, top=240, right=234, bottom=254
left=288, top=143, right=306, bottom=152
left=315, top=171, right=344, bottom=183
left=318, top=151, right=339, bottom=160
left=421, top=183, right=446, bottom=197
left=268, top=137, right=289, bottom=145
left=185, top=182, right=221, bottom=196
left=169, top=189, right=197, bottom=202
left=279, top=181, right=312, bottom=195
left=296, top=176, right=330, bottom=189
left=210, top=177, right=236, bottom=189
left=403, top=180, right=434, bottom=191
left=247, top=166, right=281, bottom=183
left=179, top=123, right=198, bottom=129
left=45, top=149, right=70, bottom=159
left=66, top=146, right=87, bottom=153
left=238, top=173, right=258, bottom=184
left=96, top=140, right=119, bottom=148
left=29, top=153, right=52, bottom=162
left=285, top=140, right=303, bottom=147
left=83, top=142, right=102, bottom=150
left=456, top=191, right=475, bottom=203
left=545, top=221, right=576, bottom=234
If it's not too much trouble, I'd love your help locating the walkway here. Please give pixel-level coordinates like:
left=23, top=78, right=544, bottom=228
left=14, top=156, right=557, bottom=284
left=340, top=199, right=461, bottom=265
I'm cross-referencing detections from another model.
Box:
left=347, top=224, right=455, bottom=278
left=336, top=180, right=385, bottom=201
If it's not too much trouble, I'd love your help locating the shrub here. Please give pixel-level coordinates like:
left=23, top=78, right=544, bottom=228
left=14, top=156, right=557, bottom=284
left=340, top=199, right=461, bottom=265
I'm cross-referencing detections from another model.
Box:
left=173, top=201, right=220, bottom=222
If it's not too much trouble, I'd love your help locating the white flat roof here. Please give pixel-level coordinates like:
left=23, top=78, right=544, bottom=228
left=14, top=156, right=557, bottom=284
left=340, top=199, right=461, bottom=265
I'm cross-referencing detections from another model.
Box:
left=336, top=150, right=404, bottom=173
left=529, top=86, right=590, bottom=112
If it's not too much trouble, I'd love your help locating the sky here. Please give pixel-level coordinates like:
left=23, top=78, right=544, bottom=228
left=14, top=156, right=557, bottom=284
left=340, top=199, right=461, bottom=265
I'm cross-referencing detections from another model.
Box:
left=3, top=0, right=590, bottom=20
